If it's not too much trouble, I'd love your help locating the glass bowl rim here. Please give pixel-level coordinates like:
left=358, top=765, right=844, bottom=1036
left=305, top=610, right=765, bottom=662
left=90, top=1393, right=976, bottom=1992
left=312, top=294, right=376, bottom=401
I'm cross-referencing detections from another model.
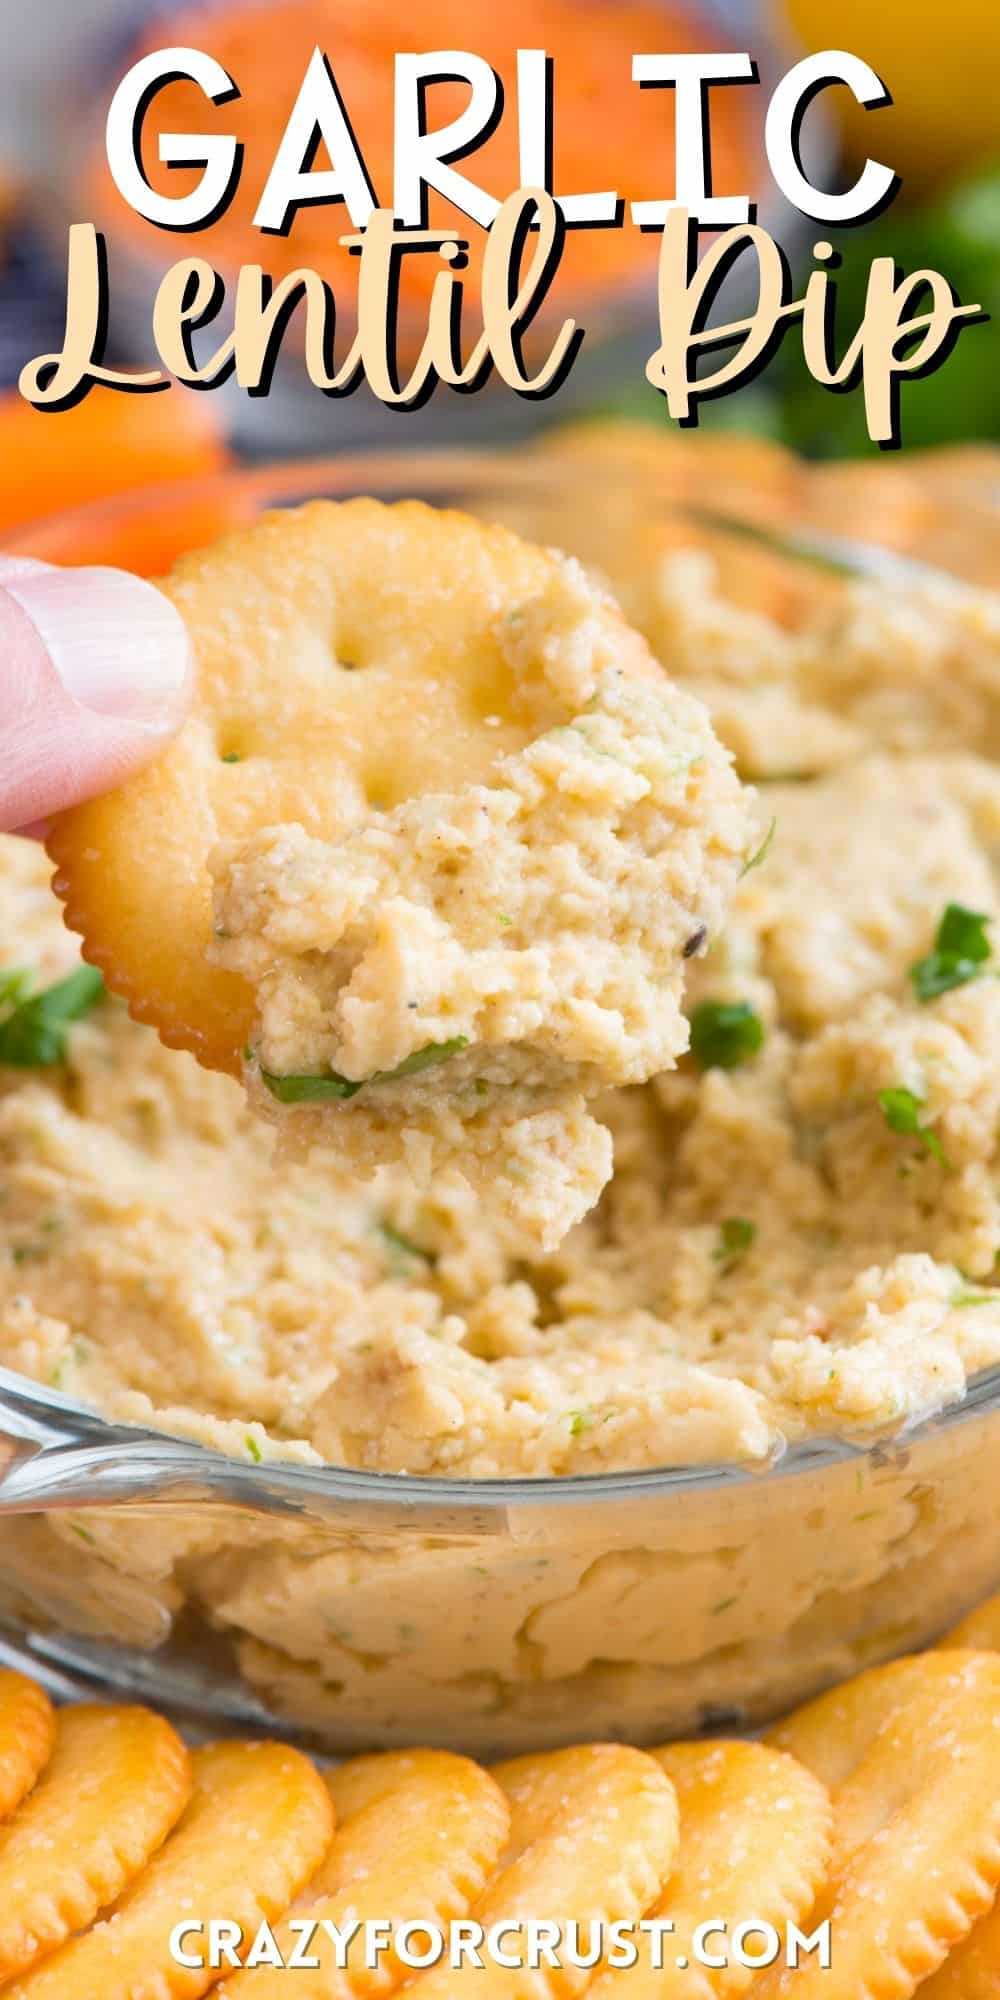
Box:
left=4, top=445, right=999, bottom=1514
left=2, top=445, right=938, bottom=584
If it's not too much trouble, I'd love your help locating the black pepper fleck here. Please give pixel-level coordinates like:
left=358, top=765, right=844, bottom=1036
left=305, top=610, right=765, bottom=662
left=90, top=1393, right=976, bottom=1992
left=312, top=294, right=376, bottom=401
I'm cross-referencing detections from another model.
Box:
left=683, top=925, right=708, bottom=959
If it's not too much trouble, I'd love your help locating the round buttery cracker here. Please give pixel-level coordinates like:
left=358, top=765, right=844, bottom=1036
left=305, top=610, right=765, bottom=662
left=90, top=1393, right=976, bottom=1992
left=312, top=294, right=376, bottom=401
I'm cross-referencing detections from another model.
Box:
left=754, top=1652, right=1000, bottom=2000
left=585, top=1741, right=833, bottom=2000
left=219, top=1748, right=510, bottom=1996
left=377, top=1745, right=678, bottom=2000
left=48, top=499, right=666, bottom=1076
left=0, top=1670, right=55, bottom=1820
left=0, top=1704, right=191, bottom=1984
left=765, top=1648, right=988, bottom=1789
left=917, top=1900, right=1000, bottom=1999
left=8, top=1739, right=334, bottom=2000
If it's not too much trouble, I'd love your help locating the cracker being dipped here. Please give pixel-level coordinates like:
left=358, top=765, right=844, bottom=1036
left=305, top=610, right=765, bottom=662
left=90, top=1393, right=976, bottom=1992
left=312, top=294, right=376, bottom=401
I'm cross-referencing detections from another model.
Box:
left=49, top=500, right=749, bottom=1248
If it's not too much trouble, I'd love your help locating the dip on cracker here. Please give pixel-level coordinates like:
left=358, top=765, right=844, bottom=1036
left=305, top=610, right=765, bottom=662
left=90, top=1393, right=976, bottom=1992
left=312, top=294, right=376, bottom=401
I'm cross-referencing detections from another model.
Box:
left=48, top=499, right=750, bottom=1248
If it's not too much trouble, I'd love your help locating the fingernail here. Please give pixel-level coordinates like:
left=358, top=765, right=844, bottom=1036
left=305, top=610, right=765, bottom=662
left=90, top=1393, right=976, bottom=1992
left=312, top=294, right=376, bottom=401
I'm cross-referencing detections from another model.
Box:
left=3, top=560, right=192, bottom=731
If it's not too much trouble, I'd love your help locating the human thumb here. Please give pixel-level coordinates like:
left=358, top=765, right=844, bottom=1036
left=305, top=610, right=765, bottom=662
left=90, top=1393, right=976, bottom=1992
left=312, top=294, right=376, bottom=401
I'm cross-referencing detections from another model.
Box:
left=0, top=555, right=192, bottom=832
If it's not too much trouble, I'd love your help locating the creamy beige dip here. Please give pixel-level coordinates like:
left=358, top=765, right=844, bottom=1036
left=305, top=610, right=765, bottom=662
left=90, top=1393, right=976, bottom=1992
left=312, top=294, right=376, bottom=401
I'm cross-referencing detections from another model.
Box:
left=2, top=546, right=1000, bottom=1749
left=5, top=567, right=1000, bottom=1469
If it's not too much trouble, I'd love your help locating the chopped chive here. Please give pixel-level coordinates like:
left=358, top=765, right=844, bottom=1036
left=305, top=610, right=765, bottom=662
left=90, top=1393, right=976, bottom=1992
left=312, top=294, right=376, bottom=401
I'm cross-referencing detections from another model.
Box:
left=380, top=1037, right=469, bottom=1080
left=260, top=1068, right=363, bottom=1104
left=245, top=1435, right=262, bottom=1463
left=259, top=1038, right=469, bottom=1106
left=739, top=815, right=777, bottom=879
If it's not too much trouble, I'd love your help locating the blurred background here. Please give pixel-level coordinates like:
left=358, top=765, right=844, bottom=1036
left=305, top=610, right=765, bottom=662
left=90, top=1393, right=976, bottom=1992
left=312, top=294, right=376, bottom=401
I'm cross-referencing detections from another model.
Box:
left=0, top=0, right=995, bottom=540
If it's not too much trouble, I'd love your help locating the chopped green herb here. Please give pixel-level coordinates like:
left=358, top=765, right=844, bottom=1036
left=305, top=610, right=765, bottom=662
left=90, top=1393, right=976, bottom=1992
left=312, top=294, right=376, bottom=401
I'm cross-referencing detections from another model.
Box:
left=0, top=968, right=32, bottom=1011
left=951, top=1287, right=997, bottom=1308
left=262, top=1072, right=364, bottom=1104
left=381, top=1037, right=469, bottom=1080
left=937, top=903, right=992, bottom=961
left=378, top=1222, right=430, bottom=1267
left=0, top=965, right=105, bottom=1067
left=711, top=1596, right=739, bottom=1616
left=245, top=1435, right=262, bottom=1463
left=713, top=1217, right=756, bottom=1266
left=568, top=1410, right=594, bottom=1437
left=260, top=1068, right=362, bottom=1104
left=474, top=1078, right=489, bottom=1098
left=498, top=913, right=513, bottom=928
left=877, top=1087, right=952, bottom=1169
left=909, top=903, right=993, bottom=1002
left=260, top=1037, right=470, bottom=1107
left=739, top=816, right=777, bottom=879
left=70, top=1524, right=96, bottom=1546
left=221, top=751, right=242, bottom=763
left=690, top=1000, right=764, bottom=1071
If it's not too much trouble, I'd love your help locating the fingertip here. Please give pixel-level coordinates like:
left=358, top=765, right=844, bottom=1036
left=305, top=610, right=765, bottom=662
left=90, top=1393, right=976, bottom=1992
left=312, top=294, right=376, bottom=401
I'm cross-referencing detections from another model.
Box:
left=0, top=559, right=193, bottom=733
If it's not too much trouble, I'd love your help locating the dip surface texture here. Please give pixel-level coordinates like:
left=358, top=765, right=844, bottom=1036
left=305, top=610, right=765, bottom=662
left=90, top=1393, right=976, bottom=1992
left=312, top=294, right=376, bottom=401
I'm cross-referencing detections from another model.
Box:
left=6, top=559, right=1000, bottom=1476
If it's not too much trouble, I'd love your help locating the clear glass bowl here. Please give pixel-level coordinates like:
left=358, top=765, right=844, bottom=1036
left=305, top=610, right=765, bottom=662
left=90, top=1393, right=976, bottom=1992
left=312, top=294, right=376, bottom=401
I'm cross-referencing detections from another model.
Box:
left=3, top=451, right=999, bottom=1756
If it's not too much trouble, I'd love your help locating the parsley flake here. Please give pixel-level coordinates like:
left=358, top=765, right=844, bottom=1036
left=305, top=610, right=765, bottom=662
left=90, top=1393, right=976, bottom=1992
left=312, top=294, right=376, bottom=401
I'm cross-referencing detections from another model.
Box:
left=245, top=1436, right=262, bottom=1463
left=0, top=965, right=105, bottom=1068
left=690, top=1001, right=764, bottom=1071
left=878, top=1087, right=952, bottom=1169
left=713, top=1217, right=756, bottom=1267
left=909, top=903, right=992, bottom=1003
